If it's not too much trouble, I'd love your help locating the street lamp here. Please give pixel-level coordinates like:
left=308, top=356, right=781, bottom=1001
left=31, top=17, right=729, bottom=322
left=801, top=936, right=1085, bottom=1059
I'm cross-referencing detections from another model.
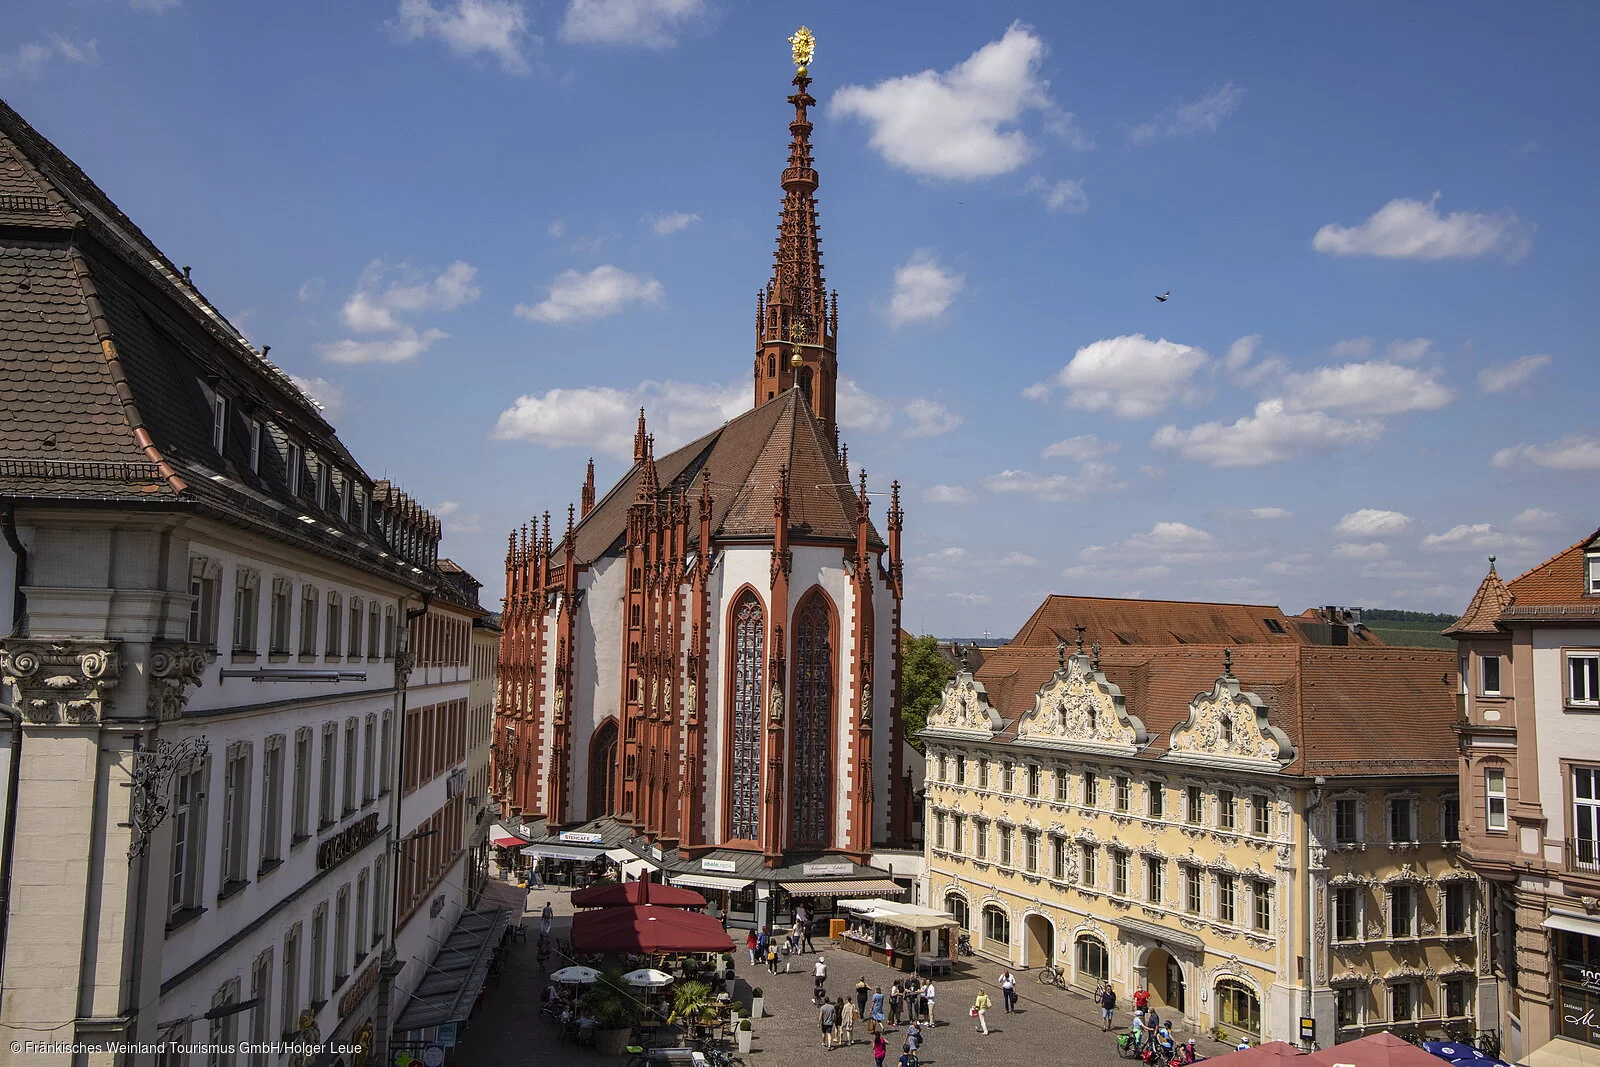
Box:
left=157, top=996, right=262, bottom=1039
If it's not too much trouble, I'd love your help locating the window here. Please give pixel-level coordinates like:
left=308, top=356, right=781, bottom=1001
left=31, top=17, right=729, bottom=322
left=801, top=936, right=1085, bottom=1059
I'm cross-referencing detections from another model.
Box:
left=1389, top=797, right=1419, bottom=843
left=1146, top=858, right=1164, bottom=904
left=1084, top=773, right=1099, bottom=808
left=1148, top=782, right=1165, bottom=819
left=232, top=569, right=259, bottom=653
left=1028, top=764, right=1041, bottom=798
left=1265, top=617, right=1286, bottom=635
left=342, top=718, right=358, bottom=813
left=951, top=816, right=964, bottom=856
left=1444, top=881, right=1471, bottom=935
left=334, top=885, right=350, bottom=983
left=348, top=597, right=363, bottom=659
left=791, top=591, right=833, bottom=846
left=292, top=727, right=312, bottom=842
left=1051, top=836, right=1067, bottom=880
left=319, top=722, right=337, bottom=827
left=268, top=578, right=292, bottom=655
left=1252, top=794, right=1270, bottom=836
left=209, top=978, right=240, bottom=1067
left=169, top=763, right=206, bottom=916
left=363, top=715, right=377, bottom=802
left=379, top=712, right=392, bottom=796
left=933, top=812, right=945, bottom=850
left=1081, top=844, right=1099, bottom=888
left=325, top=592, right=342, bottom=656
left=1077, top=936, right=1109, bottom=983
left=1333, top=887, right=1360, bottom=941
left=298, top=585, right=319, bottom=656
left=212, top=394, right=227, bottom=453
left=945, top=893, right=969, bottom=931
left=999, top=825, right=1013, bottom=867
left=1219, top=789, right=1235, bottom=831
left=1485, top=768, right=1508, bottom=831
left=974, top=820, right=988, bottom=861
left=384, top=607, right=396, bottom=659
left=1002, top=762, right=1014, bottom=793
left=1252, top=881, right=1272, bottom=932
left=982, top=904, right=1010, bottom=946
left=1116, top=777, right=1130, bottom=812
left=1185, top=867, right=1201, bottom=913
left=1442, top=794, right=1461, bottom=843
left=220, top=743, right=251, bottom=890
left=1389, top=885, right=1416, bottom=937
left=261, top=735, right=284, bottom=867
left=367, top=603, right=380, bottom=659
left=1575, top=767, right=1600, bottom=868
left=1443, top=977, right=1470, bottom=1019
left=979, top=760, right=990, bottom=790
left=316, top=461, right=329, bottom=509
left=1113, top=850, right=1129, bottom=896
left=1335, top=987, right=1361, bottom=1029
left=1216, top=979, right=1261, bottom=1038
left=1571, top=653, right=1600, bottom=707
left=248, top=419, right=262, bottom=474
left=286, top=443, right=302, bottom=497
left=1024, top=830, right=1040, bottom=873
left=309, top=904, right=327, bottom=1005
left=1481, top=655, right=1502, bottom=696
left=250, top=950, right=273, bottom=1067
left=1335, top=798, right=1362, bottom=844
left=728, top=592, right=764, bottom=841
left=1054, top=769, right=1069, bottom=802
left=187, top=558, right=220, bottom=649
left=1391, top=981, right=1416, bottom=1022
left=955, top=758, right=966, bottom=786
left=355, top=870, right=370, bottom=961
left=1186, top=785, right=1203, bottom=825
left=1217, top=874, right=1236, bottom=923
left=372, top=856, right=387, bottom=946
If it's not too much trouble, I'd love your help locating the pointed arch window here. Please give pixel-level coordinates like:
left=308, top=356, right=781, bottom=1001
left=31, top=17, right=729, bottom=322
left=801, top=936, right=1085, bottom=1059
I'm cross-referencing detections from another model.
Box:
left=729, top=592, right=764, bottom=841
left=791, top=591, right=834, bottom=846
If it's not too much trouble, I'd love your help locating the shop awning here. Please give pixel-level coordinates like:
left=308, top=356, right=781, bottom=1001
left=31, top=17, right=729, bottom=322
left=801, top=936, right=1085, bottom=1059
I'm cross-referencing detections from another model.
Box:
left=780, top=879, right=906, bottom=897
left=489, top=824, right=531, bottom=848
left=670, top=874, right=755, bottom=892
left=522, top=843, right=608, bottom=861
left=394, top=908, right=510, bottom=1034
left=1543, top=911, right=1600, bottom=938
left=605, top=848, right=640, bottom=863
left=1114, top=915, right=1204, bottom=953
left=1525, top=1037, right=1600, bottom=1067
left=619, top=858, right=657, bottom=879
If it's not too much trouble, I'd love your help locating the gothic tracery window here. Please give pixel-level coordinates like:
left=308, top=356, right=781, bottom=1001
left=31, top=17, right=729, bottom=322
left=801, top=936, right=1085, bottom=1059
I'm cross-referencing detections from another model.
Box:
left=729, top=592, right=765, bottom=840
left=791, top=591, right=833, bottom=846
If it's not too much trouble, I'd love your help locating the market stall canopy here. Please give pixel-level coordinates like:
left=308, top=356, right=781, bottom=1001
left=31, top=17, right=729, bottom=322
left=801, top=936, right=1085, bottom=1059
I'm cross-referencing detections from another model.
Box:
left=1189, top=1042, right=1309, bottom=1067
left=622, top=968, right=675, bottom=989
left=571, top=905, right=735, bottom=954
left=572, top=880, right=708, bottom=910
left=551, top=965, right=601, bottom=985
left=837, top=899, right=958, bottom=932
left=489, top=824, right=531, bottom=848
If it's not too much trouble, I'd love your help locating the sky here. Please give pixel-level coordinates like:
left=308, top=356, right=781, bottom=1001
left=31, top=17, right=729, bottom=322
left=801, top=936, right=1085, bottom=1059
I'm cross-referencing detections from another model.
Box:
left=5, top=0, right=1598, bottom=637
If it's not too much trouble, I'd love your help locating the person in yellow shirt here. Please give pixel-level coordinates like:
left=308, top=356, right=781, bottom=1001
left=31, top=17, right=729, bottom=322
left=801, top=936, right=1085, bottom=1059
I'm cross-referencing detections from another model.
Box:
left=972, top=990, right=992, bottom=1035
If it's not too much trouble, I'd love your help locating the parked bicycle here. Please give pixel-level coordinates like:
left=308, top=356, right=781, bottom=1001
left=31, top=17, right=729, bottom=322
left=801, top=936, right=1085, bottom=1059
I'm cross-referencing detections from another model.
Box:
left=1037, top=963, right=1063, bottom=987
left=955, top=932, right=975, bottom=957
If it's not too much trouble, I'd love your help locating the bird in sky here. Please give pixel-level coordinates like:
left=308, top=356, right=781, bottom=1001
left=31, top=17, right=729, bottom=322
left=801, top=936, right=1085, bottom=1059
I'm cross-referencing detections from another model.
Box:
left=1155, top=290, right=1171, bottom=302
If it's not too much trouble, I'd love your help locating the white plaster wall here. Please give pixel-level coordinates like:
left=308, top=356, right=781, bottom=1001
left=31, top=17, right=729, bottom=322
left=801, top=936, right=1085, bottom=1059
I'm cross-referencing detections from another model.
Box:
left=572, top=556, right=624, bottom=819
left=1533, top=626, right=1600, bottom=844
left=871, top=552, right=899, bottom=844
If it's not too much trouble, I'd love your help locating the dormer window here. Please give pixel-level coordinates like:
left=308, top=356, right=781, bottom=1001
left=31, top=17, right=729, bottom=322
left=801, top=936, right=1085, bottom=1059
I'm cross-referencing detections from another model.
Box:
left=1264, top=618, right=1285, bottom=634
left=211, top=395, right=227, bottom=454
left=316, top=462, right=329, bottom=509
left=286, top=443, right=302, bottom=496
left=248, top=419, right=262, bottom=474
left=1588, top=555, right=1600, bottom=595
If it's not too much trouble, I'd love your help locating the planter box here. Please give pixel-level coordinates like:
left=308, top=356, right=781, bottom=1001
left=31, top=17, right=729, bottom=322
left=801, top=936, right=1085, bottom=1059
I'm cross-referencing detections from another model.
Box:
left=596, top=1028, right=632, bottom=1056
left=751, top=997, right=765, bottom=1019
left=736, top=1029, right=753, bottom=1054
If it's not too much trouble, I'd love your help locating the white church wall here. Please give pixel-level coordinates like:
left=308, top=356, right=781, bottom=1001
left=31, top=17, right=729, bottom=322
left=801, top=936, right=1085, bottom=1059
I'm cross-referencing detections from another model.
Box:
left=571, top=555, right=624, bottom=820
left=871, top=554, right=898, bottom=844
left=701, top=554, right=728, bottom=842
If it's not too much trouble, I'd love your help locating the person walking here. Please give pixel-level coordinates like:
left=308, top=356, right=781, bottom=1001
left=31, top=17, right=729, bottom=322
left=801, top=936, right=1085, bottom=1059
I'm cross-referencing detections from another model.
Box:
left=801, top=916, right=816, bottom=954
left=889, top=981, right=904, bottom=1027
left=767, top=942, right=781, bottom=975
left=540, top=901, right=554, bottom=939
left=904, top=1021, right=922, bottom=1055
left=839, top=996, right=856, bottom=1046
left=972, top=990, right=992, bottom=1035
left=856, top=978, right=870, bottom=1021
left=819, top=997, right=838, bottom=1050
left=814, top=955, right=829, bottom=1002
left=746, top=930, right=759, bottom=966
left=871, top=988, right=886, bottom=1033
left=790, top=921, right=803, bottom=956
left=998, top=970, right=1017, bottom=1014
left=1099, top=984, right=1117, bottom=1031
left=1133, top=986, right=1151, bottom=1014
left=873, top=1033, right=888, bottom=1067
left=757, top=926, right=769, bottom=959
left=922, top=979, right=937, bottom=1027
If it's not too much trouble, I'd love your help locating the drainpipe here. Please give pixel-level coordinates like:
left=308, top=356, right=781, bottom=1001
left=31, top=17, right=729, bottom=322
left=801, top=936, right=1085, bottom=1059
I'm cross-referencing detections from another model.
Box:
left=2, top=500, right=26, bottom=636
left=1303, top=776, right=1326, bottom=1050
left=0, top=702, right=20, bottom=990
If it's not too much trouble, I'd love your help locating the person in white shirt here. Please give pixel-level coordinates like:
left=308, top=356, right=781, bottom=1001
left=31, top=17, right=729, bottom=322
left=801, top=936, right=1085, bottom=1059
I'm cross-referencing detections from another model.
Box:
left=922, top=979, right=937, bottom=1027
left=998, top=970, right=1017, bottom=1014
left=814, top=956, right=829, bottom=1002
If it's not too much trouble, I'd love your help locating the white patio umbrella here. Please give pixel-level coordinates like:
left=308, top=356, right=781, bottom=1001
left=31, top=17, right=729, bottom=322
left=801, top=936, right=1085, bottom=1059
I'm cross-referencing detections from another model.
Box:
left=551, top=965, right=601, bottom=985
left=622, top=968, right=674, bottom=990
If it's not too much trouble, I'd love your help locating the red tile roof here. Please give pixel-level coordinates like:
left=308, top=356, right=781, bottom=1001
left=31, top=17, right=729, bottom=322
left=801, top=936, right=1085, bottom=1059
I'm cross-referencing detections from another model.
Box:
left=1504, top=528, right=1600, bottom=606
left=1444, top=562, right=1514, bottom=635
left=1010, top=595, right=1383, bottom=648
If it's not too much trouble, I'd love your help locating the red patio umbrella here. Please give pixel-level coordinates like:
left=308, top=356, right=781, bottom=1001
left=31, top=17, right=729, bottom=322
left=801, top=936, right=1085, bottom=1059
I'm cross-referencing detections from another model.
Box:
left=1194, top=1042, right=1309, bottom=1067
left=570, top=905, right=735, bottom=954
left=1308, top=1032, right=1460, bottom=1067
left=571, top=880, right=708, bottom=910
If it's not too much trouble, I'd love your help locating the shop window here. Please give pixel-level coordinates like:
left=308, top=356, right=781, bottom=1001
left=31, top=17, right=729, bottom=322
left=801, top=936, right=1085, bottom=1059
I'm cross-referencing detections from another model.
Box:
left=982, top=904, right=1010, bottom=946
left=1076, top=935, right=1108, bottom=983
left=1216, top=979, right=1261, bottom=1038
left=946, top=892, right=969, bottom=931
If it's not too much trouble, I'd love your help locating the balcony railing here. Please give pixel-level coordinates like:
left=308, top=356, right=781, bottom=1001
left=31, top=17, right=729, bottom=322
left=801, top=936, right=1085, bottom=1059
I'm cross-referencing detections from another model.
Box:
left=1567, top=838, right=1600, bottom=876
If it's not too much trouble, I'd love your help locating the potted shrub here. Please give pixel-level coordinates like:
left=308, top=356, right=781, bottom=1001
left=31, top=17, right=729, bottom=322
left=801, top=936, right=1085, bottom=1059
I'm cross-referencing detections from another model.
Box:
left=668, top=981, right=720, bottom=1045
left=750, top=987, right=765, bottom=1020
left=583, top=970, right=644, bottom=1056
left=737, top=1016, right=753, bottom=1054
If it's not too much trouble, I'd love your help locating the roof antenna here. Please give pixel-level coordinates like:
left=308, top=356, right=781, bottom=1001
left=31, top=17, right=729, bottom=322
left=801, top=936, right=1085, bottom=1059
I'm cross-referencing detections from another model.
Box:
left=181, top=265, right=192, bottom=282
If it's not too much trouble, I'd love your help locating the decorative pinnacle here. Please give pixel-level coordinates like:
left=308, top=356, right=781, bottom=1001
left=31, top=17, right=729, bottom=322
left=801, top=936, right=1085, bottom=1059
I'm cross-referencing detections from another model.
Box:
left=1090, top=641, right=1101, bottom=671
left=789, top=25, right=815, bottom=74
left=959, top=644, right=970, bottom=672
left=1056, top=639, right=1067, bottom=672
left=1073, top=624, right=1086, bottom=654
left=1223, top=647, right=1234, bottom=677
left=1488, top=555, right=1497, bottom=573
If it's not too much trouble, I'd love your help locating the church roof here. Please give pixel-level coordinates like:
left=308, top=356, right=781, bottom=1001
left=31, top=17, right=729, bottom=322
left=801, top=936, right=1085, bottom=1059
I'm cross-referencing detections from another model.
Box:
left=569, top=388, right=879, bottom=564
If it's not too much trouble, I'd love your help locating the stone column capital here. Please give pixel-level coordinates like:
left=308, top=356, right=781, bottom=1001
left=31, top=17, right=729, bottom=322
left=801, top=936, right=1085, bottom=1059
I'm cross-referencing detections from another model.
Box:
left=148, top=641, right=210, bottom=721
left=0, top=637, right=121, bottom=725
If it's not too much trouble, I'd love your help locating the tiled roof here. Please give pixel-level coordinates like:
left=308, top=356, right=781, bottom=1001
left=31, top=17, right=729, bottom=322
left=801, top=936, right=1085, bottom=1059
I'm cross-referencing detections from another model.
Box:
left=1012, top=595, right=1312, bottom=647
left=968, top=643, right=1459, bottom=777
left=1504, top=528, right=1600, bottom=606
left=1443, top=563, right=1515, bottom=635
left=566, top=389, right=879, bottom=565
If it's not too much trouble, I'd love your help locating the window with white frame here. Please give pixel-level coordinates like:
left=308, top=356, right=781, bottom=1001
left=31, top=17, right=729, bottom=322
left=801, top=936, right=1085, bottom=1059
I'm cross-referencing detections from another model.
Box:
left=1051, top=836, right=1067, bottom=880
left=1023, top=829, right=1040, bottom=873
left=342, top=718, right=358, bottom=814
left=1184, top=866, right=1201, bottom=913
left=1388, top=796, right=1419, bottom=843
left=379, top=711, right=392, bottom=796
left=363, top=714, right=377, bottom=802
left=1081, top=843, right=1098, bottom=888
left=1219, top=789, right=1236, bottom=831
left=933, top=812, right=945, bottom=850
left=999, top=825, right=1013, bottom=867
left=292, top=727, right=312, bottom=841
left=1389, top=885, right=1417, bottom=937
left=1186, top=785, right=1203, bottom=825
left=1217, top=873, right=1236, bottom=923
left=232, top=569, right=260, bottom=653
left=1054, top=768, right=1069, bottom=802
left=982, top=904, right=1010, bottom=945
left=319, top=722, right=337, bottom=827
left=1027, top=764, right=1041, bottom=798
left=979, top=759, right=990, bottom=790
left=1251, top=880, right=1272, bottom=932
left=1571, top=652, right=1600, bottom=708
left=282, top=924, right=301, bottom=1034
left=188, top=556, right=221, bottom=649
left=298, top=584, right=319, bottom=657
left=1116, top=776, right=1131, bottom=812
left=372, top=856, right=387, bottom=947
left=208, top=978, right=241, bottom=1067
left=945, top=892, right=969, bottom=931
left=355, top=869, right=370, bottom=962
left=250, top=949, right=273, bottom=1067
left=247, top=418, right=261, bottom=474
left=169, top=762, right=206, bottom=916
left=325, top=592, right=343, bottom=656
left=1575, top=766, right=1600, bottom=868
left=1148, top=781, right=1165, bottom=819
left=1252, top=794, right=1270, bottom=836
left=1589, top=555, right=1600, bottom=595
left=286, top=442, right=302, bottom=497
left=384, top=606, right=396, bottom=659
left=220, top=742, right=251, bottom=890
left=334, top=884, right=350, bottom=984
left=309, top=903, right=328, bottom=1004
left=1084, top=773, right=1099, bottom=808
left=212, top=394, right=228, bottom=453
left=955, top=757, right=966, bottom=786
left=1112, top=850, right=1129, bottom=897
left=367, top=602, right=380, bottom=659
left=268, top=577, right=292, bottom=655
left=316, top=461, right=329, bottom=509
left=1481, top=654, right=1503, bottom=696
left=1485, top=767, right=1508, bottom=831
left=347, top=597, right=363, bottom=659
left=1334, top=797, right=1362, bottom=844
left=974, top=819, right=988, bottom=860
left=1002, top=762, right=1014, bottom=793
left=261, top=735, right=284, bottom=867
left=951, top=815, right=964, bottom=856
left=1146, top=857, right=1164, bottom=904
left=1333, top=886, right=1361, bottom=941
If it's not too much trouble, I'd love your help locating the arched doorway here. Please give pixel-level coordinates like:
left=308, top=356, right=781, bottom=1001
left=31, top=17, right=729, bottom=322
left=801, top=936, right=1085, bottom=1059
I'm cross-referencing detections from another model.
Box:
left=1147, top=948, right=1185, bottom=1015
left=1024, top=913, right=1055, bottom=970
left=1215, top=978, right=1261, bottom=1040
left=588, top=719, right=619, bottom=818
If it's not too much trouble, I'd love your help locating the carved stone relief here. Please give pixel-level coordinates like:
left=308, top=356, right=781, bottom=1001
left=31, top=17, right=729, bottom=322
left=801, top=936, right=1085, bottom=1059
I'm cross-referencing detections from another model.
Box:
left=1168, top=675, right=1296, bottom=766
left=1016, top=654, right=1147, bottom=749
left=1, top=639, right=121, bottom=725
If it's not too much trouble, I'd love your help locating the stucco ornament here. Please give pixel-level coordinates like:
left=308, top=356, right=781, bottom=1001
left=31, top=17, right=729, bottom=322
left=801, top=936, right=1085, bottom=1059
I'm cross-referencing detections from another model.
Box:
left=0, top=638, right=121, bottom=724
left=147, top=642, right=209, bottom=721
left=1167, top=671, right=1296, bottom=768
left=921, top=668, right=1002, bottom=739
left=1016, top=651, right=1148, bottom=752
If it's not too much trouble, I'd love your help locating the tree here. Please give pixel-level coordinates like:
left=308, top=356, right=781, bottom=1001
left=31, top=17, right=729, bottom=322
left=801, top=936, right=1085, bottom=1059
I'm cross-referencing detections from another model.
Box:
left=899, top=633, right=954, bottom=752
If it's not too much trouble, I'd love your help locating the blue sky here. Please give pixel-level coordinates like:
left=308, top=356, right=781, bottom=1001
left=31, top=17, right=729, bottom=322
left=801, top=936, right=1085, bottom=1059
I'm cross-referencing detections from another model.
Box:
left=5, top=0, right=1598, bottom=636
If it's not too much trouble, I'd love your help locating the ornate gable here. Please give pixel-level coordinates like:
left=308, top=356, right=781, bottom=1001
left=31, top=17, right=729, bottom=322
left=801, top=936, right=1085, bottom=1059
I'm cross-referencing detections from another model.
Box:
left=922, top=667, right=1002, bottom=740
left=1167, top=667, right=1296, bottom=769
left=1016, top=651, right=1147, bottom=754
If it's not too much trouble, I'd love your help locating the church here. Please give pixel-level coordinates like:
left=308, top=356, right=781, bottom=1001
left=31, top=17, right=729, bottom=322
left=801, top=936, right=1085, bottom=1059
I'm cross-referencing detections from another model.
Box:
left=493, top=30, right=917, bottom=917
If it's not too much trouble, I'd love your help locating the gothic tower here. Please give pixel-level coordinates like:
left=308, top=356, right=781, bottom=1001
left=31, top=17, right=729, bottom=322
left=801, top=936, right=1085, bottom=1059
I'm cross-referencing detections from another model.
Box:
left=753, top=29, right=839, bottom=440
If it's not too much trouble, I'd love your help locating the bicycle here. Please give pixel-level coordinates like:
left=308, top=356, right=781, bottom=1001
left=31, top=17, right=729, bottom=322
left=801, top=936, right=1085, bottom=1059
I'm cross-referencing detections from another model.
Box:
left=1037, top=964, right=1063, bottom=987
left=955, top=933, right=975, bottom=957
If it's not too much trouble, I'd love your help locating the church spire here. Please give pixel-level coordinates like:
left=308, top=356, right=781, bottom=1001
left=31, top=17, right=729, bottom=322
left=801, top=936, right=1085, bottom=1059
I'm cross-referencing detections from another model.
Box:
left=754, top=26, right=839, bottom=440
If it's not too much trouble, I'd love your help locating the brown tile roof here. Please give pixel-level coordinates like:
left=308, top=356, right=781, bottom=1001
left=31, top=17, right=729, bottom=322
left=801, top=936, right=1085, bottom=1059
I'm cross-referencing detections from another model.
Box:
left=969, top=643, right=1459, bottom=777
left=1012, top=595, right=1311, bottom=647
left=565, top=389, right=879, bottom=565
left=1443, top=562, right=1515, bottom=635
left=1504, top=528, right=1600, bottom=607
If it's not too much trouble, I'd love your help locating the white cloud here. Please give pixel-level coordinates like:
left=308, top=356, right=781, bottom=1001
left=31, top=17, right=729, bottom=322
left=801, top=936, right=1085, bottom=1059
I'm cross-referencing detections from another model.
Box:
left=1057, top=334, right=1208, bottom=418
left=1492, top=434, right=1600, bottom=472
left=982, top=463, right=1126, bottom=503
left=1312, top=193, right=1533, bottom=262
left=1076, top=521, right=1228, bottom=570
left=830, top=22, right=1063, bottom=180
left=297, top=278, right=325, bottom=302
left=903, top=398, right=963, bottom=438
left=433, top=500, right=485, bottom=535
left=1042, top=434, right=1118, bottom=462
left=947, top=592, right=992, bottom=605
left=1228, top=506, right=1293, bottom=520
left=1332, top=541, right=1390, bottom=560
left=1151, top=399, right=1380, bottom=467
left=1264, top=554, right=1317, bottom=576
left=1512, top=507, right=1562, bottom=532
left=1224, top=334, right=1260, bottom=371
left=289, top=375, right=346, bottom=416
left=1334, top=509, right=1414, bottom=537
left=0, top=34, right=99, bottom=79
left=515, top=264, right=664, bottom=323
left=395, top=0, right=531, bottom=74
left=560, top=0, right=704, bottom=48
left=1421, top=523, right=1536, bottom=553
left=493, top=378, right=745, bottom=458
left=1025, top=176, right=1089, bottom=214
left=1139, top=464, right=1166, bottom=479
left=132, top=0, right=181, bottom=12
left=547, top=219, right=567, bottom=238
left=1330, top=337, right=1373, bottom=359
left=1478, top=353, right=1552, bottom=394
left=994, top=551, right=1041, bottom=568
left=320, top=260, right=478, bottom=364
left=835, top=379, right=892, bottom=434
left=1129, top=81, right=1244, bottom=143
left=1021, top=381, right=1051, bottom=402
left=646, top=210, right=700, bottom=235
left=925, top=485, right=974, bottom=505
left=888, top=250, right=964, bottom=327
left=321, top=326, right=448, bottom=364
left=1282, top=361, right=1454, bottom=416
left=1386, top=338, right=1433, bottom=362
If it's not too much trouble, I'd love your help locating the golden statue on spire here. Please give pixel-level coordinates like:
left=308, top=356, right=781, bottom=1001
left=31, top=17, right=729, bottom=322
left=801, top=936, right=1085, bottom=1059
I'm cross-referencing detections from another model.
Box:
left=789, top=25, right=816, bottom=75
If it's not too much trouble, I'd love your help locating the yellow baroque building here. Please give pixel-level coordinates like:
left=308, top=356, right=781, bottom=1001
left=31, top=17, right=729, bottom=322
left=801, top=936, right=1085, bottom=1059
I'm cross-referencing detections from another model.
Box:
left=921, top=640, right=1492, bottom=1050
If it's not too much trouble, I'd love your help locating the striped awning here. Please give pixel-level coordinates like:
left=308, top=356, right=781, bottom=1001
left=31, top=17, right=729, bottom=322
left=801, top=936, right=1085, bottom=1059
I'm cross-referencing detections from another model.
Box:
left=780, top=878, right=906, bottom=897
left=671, top=874, right=756, bottom=892
left=489, top=824, right=531, bottom=848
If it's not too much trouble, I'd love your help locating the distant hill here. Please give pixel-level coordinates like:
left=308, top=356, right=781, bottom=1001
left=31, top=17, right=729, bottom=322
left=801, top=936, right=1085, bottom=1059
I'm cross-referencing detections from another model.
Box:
left=1360, top=608, right=1460, bottom=649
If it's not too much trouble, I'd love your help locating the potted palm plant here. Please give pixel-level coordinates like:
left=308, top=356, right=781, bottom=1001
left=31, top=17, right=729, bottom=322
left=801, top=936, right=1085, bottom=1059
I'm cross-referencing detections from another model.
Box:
left=582, top=970, right=644, bottom=1056
left=668, top=981, right=721, bottom=1045
left=750, top=986, right=765, bottom=1020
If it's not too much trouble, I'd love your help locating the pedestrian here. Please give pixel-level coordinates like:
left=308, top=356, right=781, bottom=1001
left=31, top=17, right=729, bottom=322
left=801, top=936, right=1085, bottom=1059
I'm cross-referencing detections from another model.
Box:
left=874, top=1033, right=888, bottom=1067
left=839, top=996, right=856, bottom=1046
left=1148, top=1007, right=1161, bottom=1032
left=757, top=926, right=769, bottom=958
left=819, top=997, right=837, bottom=1049
left=922, top=979, right=936, bottom=1027
left=1099, top=984, right=1117, bottom=1032
left=1131, top=1010, right=1147, bottom=1052
left=540, top=901, right=554, bottom=938
left=998, top=969, right=1017, bottom=1014
left=791, top=921, right=803, bottom=955
left=871, top=987, right=885, bottom=1032
left=1236, top=1038, right=1252, bottom=1052
left=802, top=916, right=816, bottom=954
left=905, top=1021, right=922, bottom=1054
left=767, top=942, right=780, bottom=975
left=972, top=990, right=991, bottom=1035
left=747, top=930, right=759, bottom=965
left=537, top=941, right=551, bottom=971
left=889, top=981, right=904, bottom=1026
left=1133, top=986, right=1151, bottom=1014
left=814, top=955, right=829, bottom=1002
left=856, top=977, right=870, bottom=1020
